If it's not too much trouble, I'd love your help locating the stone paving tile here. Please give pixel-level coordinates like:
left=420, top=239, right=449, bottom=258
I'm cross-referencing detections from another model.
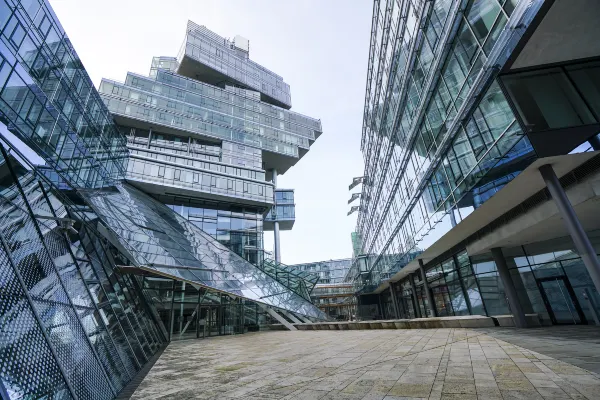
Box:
left=129, top=329, right=600, bottom=400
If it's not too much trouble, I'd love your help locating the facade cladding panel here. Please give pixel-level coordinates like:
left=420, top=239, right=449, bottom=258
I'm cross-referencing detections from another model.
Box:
left=352, top=0, right=600, bottom=326
left=0, top=152, right=164, bottom=399
left=0, top=1, right=325, bottom=398
left=0, top=0, right=127, bottom=189
left=353, top=0, right=535, bottom=289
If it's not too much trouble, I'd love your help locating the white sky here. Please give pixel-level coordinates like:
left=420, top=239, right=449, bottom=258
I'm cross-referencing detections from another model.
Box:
left=49, top=0, right=371, bottom=264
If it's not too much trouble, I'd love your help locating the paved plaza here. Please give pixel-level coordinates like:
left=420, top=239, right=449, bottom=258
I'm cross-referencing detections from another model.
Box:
left=130, top=329, right=600, bottom=399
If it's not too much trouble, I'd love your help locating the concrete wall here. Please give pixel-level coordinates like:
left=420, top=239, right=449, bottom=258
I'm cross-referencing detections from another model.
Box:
left=512, top=0, right=600, bottom=70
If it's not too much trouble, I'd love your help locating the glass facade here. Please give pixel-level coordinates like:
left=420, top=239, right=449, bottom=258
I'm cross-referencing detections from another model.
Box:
left=384, top=237, right=600, bottom=326
left=99, top=71, right=316, bottom=159
left=78, top=183, right=324, bottom=320
left=293, top=258, right=353, bottom=284
left=165, top=201, right=264, bottom=265
left=0, top=145, right=164, bottom=399
left=95, top=20, right=322, bottom=267
left=354, top=0, right=538, bottom=292
left=178, top=21, right=292, bottom=109
left=0, top=2, right=326, bottom=398
left=354, top=0, right=600, bottom=326
left=264, top=189, right=295, bottom=229
left=0, top=0, right=128, bottom=190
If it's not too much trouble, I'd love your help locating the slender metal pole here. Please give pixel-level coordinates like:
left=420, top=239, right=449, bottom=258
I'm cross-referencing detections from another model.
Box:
left=491, top=247, right=528, bottom=328
left=274, top=222, right=281, bottom=263
left=419, top=259, right=437, bottom=317
left=169, top=280, right=175, bottom=341
left=539, top=164, right=600, bottom=296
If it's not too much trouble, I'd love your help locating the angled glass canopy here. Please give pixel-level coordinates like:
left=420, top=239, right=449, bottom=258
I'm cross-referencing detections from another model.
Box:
left=259, top=258, right=320, bottom=301
left=78, top=184, right=326, bottom=320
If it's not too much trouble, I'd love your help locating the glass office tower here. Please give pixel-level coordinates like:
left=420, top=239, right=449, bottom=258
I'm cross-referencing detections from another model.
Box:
left=351, top=0, right=600, bottom=326
left=0, top=2, right=324, bottom=399
left=98, top=21, right=321, bottom=265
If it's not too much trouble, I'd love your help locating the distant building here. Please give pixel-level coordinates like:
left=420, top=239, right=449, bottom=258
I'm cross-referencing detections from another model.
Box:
left=291, top=259, right=357, bottom=319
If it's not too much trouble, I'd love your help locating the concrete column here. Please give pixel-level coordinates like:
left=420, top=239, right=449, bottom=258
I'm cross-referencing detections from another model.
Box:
left=271, top=168, right=281, bottom=263
left=388, top=281, right=400, bottom=319
left=491, top=247, right=528, bottom=328
left=419, top=259, right=437, bottom=317
left=147, top=128, right=152, bottom=148
left=274, top=222, right=281, bottom=263
left=409, top=273, right=421, bottom=318
left=539, top=164, right=600, bottom=296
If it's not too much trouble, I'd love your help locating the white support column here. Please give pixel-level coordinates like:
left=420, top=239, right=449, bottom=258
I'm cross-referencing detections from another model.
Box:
left=294, top=314, right=311, bottom=323
left=274, top=222, right=281, bottom=263
left=281, top=310, right=302, bottom=324
left=263, top=306, right=297, bottom=331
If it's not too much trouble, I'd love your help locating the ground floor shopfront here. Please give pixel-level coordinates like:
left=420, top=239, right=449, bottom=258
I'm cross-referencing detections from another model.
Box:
left=139, top=277, right=287, bottom=341
left=363, top=233, right=600, bottom=326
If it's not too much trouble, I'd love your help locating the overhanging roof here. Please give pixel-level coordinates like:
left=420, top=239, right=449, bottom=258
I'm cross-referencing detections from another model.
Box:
left=372, top=151, right=599, bottom=294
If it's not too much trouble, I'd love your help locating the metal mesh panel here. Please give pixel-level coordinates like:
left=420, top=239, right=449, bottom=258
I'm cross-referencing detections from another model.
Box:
left=0, top=249, right=73, bottom=400
left=97, top=302, right=140, bottom=377
left=8, top=219, right=71, bottom=306
left=70, top=236, right=140, bottom=379
left=33, top=300, right=114, bottom=400
left=0, top=169, right=164, bottom=398
left=43, top=231, right=95, bottom=308
left=75, top=307, right=130, bottom=391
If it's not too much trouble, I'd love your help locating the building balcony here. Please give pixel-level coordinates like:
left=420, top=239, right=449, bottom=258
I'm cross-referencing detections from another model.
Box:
left=264, top=189, right=295, bottom=230
left=125, top=155, right=274, bottom=208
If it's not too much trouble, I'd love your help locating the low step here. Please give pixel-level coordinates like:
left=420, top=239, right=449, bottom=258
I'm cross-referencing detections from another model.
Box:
left=291, top=315, right=498, bottom=330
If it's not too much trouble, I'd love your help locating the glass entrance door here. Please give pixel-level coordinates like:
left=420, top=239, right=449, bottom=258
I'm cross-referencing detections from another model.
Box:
left=538, top=277, right=587, bottom=325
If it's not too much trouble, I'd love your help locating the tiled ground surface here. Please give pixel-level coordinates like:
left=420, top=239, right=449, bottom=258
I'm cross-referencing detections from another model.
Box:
left=130, top=329, right=600, bottom=399
left=476, top=326, right=600, bottom=374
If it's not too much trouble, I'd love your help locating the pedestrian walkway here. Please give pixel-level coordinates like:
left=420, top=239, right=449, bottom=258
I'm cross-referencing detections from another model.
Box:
left=477, top=326, right=600, bottom=374
left=128, top=329, right=600, bottom=399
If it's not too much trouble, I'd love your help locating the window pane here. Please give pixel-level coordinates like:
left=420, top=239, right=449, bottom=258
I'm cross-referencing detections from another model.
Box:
left=467, top=0, right=501, bottom=45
